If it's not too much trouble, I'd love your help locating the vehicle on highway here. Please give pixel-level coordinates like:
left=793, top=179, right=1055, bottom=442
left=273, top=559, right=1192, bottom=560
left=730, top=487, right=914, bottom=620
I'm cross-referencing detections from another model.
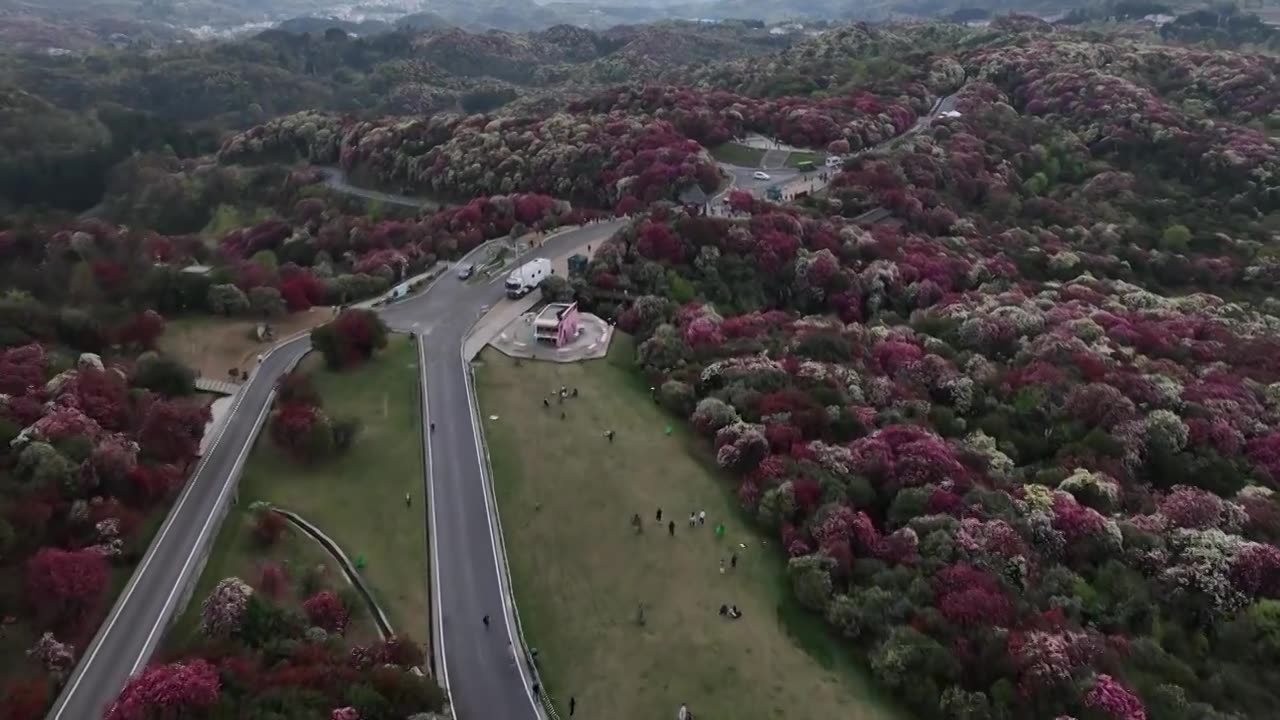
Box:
left=752, top=171, right=771, bottom=180
left=457, top=263, right=476, bottom=280
left=505, top=258, right=552, bottom=299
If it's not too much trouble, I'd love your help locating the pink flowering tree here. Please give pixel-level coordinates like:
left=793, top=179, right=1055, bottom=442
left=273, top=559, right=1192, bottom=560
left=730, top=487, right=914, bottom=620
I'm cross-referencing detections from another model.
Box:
left=1084, top=674, right=1146, bottom=720
left=27, top=632, right=75, bottom=677
left=199, top=577, right=253, bottom=638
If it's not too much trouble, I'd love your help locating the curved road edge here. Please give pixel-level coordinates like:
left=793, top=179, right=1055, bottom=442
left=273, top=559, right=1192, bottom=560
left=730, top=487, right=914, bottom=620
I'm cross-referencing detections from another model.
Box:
left=458, top=316, right=549, bottom=719
left=47, top=334, right=311, bottom=720
left=416, top=332, right=451, bottom=699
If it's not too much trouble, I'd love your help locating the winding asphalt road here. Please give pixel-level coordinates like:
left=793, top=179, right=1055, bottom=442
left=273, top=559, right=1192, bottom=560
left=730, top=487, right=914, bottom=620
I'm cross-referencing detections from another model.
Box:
left=49, top=89, right=959, bottom=720
left=47, top=221, right=621, bottom=720
left=48, top=336, right=311, bottom=720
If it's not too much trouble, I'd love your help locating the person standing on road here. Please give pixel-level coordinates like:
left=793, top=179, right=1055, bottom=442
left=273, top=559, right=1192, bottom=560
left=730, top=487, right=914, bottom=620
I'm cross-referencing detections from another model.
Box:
left=731, top=552, right=738, bottom=570
left=678, top=702, right=690, bottom=720
left=569, top=696, right=576, bottom=716
left=404, top=492, right=411, bottom=507
left=483, top=614, right=490, bottom=629
left=698, top=510, right=707, bottom=526
left=688, top=512, right=696, bottom=527
left=656, top=508, right=663, bottom=522
left=668, top=520, right=676, bottom=536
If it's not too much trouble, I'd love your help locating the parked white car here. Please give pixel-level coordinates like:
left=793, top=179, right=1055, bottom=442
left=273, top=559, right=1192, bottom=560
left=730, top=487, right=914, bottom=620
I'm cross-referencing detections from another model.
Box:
left=752, top=171, right=771, bottom=181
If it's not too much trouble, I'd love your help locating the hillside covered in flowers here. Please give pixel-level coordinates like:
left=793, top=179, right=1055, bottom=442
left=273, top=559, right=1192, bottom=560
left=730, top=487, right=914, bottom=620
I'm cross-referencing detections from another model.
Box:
left=1, top=11, right=1279, bottom=720
left=561, top=19, right=1280, bottom=720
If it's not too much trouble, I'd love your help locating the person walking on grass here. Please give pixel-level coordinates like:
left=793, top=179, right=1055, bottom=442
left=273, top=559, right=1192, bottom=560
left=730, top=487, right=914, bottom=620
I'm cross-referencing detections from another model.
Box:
left=404, top=492, right=411, bottom=508
left=698, top=510, right=707, bottom=526
left=606, top=430, right=616, bottom=443
left=731, top=552, right=738, bottom=570
left=678, top=703, right=690, bottom=720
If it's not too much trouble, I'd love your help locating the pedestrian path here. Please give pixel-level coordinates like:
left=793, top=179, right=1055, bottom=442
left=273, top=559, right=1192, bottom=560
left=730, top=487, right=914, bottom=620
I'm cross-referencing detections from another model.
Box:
left=194, top=377, right=240, bottom=395
left=761, top=148, right=790, bottom=170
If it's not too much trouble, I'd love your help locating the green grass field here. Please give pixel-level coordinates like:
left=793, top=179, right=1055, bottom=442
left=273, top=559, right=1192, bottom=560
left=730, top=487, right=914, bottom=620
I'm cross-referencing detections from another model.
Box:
left=166, top=518, right=381, bottom=653
left=476, top=337, right=903, bottom=720
left=166, top=335, right=428, bottom=650
left=709, top=142, right=767, bottom=168
left=786, top=150, right=826, bottom=169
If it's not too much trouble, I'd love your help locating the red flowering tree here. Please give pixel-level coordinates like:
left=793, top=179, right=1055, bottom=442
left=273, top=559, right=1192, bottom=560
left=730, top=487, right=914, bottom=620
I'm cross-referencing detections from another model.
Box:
left=138, top=399, right=211, bottom=464
left=280, top=272, right=326, bottom=312
left=1, top=677, right=50, bottom=720
left=310, top=310, right=388, bottom=369
left=25, top=548, right=109, bottom=633
left=258, top=562, right=288, bottom=599
left=117, top=311, right=166, bottom=350
left=106, top=659, right=221, bottom=720
left=303, top=591, right=350, bottom=634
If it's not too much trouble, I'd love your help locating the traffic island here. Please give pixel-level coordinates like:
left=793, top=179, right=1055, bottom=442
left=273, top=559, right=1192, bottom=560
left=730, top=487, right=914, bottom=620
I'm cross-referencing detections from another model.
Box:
left=489, top=303, right=613, bottom=363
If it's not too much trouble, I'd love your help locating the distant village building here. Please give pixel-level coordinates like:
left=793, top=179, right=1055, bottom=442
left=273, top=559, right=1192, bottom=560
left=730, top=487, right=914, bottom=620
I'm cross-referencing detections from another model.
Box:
left=534, top=302, right=581, bottom=347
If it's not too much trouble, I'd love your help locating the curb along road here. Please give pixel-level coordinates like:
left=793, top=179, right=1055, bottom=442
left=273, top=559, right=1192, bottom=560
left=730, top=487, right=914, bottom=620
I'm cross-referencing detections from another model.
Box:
left=48, top=335, right=311, bottom=720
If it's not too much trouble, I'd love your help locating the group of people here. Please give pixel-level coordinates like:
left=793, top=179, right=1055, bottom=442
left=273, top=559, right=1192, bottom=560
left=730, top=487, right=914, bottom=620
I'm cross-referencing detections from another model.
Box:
left=718, top=604, right=743, bottom=620
left=542, top=385, right=580, bottom=420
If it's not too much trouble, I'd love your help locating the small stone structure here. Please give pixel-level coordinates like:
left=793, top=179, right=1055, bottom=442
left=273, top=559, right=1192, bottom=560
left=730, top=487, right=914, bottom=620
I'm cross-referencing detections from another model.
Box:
left=533, top=302, right=580, bottom=348
left=491, top=307, right=611, bottom=362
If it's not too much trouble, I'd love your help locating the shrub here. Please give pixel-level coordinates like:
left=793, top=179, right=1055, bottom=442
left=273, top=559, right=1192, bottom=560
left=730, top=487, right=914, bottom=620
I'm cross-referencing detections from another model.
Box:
left=253, top=509, right=287, bottom=547
left=200, top=577, right=254, bottom=638
left=311, top=310, right=388, bottom=369
left=25, top=548, right=108, bottom=633
left=304, top=590, right=350, bottom=634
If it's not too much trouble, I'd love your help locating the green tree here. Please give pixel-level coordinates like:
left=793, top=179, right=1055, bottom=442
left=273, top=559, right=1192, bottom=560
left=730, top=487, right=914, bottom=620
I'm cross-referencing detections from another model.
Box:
left=637, top=324, right=689, bottom=375
left=133, top=353, right=196, bottom=396
left=871, top=626, right=958, bottom=711
left=208, top=284, right=250, bottom=316
left=16, top=442, right=78, bottom=492
left=539, top=275, right=574, bottom=303
left=1161, top=224, right=1192, bottom=253
left=250, top=250, right=279, bottom=273
left=788, top=554, right=835, bottom=611
left=249, top=286, right=287, bottom=318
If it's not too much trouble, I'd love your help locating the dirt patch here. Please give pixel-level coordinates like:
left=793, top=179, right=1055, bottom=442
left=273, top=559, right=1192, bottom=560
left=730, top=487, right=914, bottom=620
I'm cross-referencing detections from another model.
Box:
left=160, top=308, right=333, bottom=380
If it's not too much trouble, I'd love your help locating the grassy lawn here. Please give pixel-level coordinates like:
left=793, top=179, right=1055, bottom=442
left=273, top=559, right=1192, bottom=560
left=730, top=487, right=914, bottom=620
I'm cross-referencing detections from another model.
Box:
left=167, top=334, right=429, bottom=650
left=709, top=142, right=767, bottom=168
left=785, top=150, right=826, bottom=169
left=475, top=337, right=904, bottom=720
left=160, top=309, right=332, bottom=381
left=166, top=519, right=380, bottom=654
